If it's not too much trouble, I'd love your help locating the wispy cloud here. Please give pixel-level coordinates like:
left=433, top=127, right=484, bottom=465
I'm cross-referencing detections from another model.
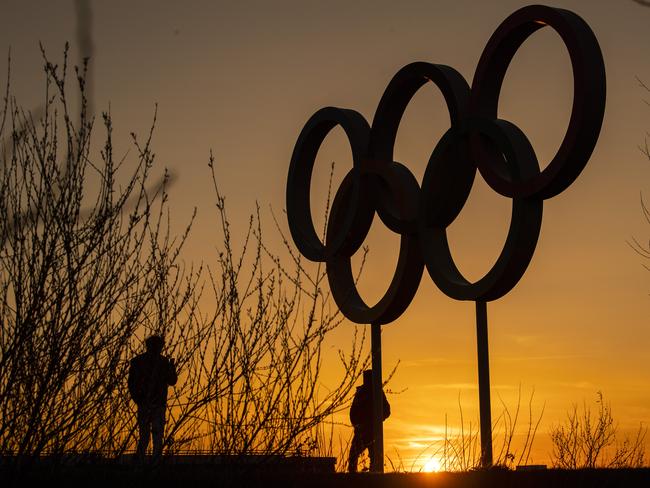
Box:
left=400, top=353, right=588, bottom=369
left=400, top=357, right=470, bottom=368
left=419, top=383, right=522, bottom=391
left=420, top=382, right=477, bottom=390
left=492, top=354, right=590, bottom=363
left=551, top=381, right=596, bottom=389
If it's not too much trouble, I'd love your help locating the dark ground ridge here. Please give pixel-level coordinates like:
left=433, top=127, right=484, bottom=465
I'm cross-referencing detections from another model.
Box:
left=1, top=463, right=650, bottom=488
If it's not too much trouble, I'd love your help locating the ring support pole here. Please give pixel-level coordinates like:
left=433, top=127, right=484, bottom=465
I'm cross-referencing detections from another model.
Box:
left=476, top=300, right=493, bottom=468
left=371, top=322, right=384, bottom=473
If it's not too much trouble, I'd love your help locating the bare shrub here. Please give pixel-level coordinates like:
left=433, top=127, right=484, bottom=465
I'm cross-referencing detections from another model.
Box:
left=392, top=386, right=543, bottom=472
left=550, top=392, right=646, bottom=468
left=441, top=388, right=543, bottom=471
left=0, top=48, right=367, bottom=459
left=159, top=157, right=368, bottom=456
left=0, top=46, right=197, bottom=456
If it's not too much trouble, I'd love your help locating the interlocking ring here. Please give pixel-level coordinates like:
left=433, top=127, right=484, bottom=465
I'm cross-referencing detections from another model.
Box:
left=286, top=5, right=606, bottom=325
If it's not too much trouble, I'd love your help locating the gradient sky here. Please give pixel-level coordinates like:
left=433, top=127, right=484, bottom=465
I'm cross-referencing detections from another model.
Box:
left=2, top=0, right=650, bottom=468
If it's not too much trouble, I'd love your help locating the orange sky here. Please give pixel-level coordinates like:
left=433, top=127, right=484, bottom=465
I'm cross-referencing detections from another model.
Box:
left=2, top=0, right=650, bottom=469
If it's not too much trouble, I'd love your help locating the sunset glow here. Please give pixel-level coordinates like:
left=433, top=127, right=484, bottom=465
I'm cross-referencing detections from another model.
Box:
left=2, top=0, right=650, bottom=472
left=422, top=457, right=442, bottom=473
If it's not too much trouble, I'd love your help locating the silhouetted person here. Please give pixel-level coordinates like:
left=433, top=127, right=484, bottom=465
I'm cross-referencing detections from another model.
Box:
left=348, top=369, right=390, bottom=473
left=128, top=335, right=177, bottom=460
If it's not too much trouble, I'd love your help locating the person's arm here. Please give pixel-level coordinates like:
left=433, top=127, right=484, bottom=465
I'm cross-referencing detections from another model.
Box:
left=128, top=359, right=140, bottom=403
left=167, top=357, right=178, bottom=386
left=382, top=392, right=391, bottom=420
left=350, top=391, right=362, bottom=425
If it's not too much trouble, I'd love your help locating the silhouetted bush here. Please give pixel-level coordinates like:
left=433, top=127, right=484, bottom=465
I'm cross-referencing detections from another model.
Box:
left=0, top=48, right=366, bottom=459
left=389, top=387, right=543, bottom=472
left=550, top=392, right=646, bottom=468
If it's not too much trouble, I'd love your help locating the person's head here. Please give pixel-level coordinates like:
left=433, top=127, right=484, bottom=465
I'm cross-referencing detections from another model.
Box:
left=145, top=335, right=164, bottom=355
left=363, top=370, right=373, bottom=386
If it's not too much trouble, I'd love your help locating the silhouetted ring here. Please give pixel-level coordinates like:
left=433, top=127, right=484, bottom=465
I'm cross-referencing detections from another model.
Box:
left=369, top=62, right=472, bottom=230
left=370, top=62, right=470, bottom=160
left=470, top=4, right=606, bottom=200
left=286, top=107, right=373, bottom=261
left=286, top=5, right=605, bottom=322
left=419, top=119, right=543, bottom=301
left=326, top=162, right=424, bottom=324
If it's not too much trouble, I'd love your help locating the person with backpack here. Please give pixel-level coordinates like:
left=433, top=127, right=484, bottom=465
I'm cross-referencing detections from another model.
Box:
left=348, top=369, right=390, bottom=472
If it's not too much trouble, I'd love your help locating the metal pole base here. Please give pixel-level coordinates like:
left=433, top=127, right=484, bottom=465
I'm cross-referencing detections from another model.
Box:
left=476, top=301, right=493, bottom=468
left=370, top=322, right=384, bottom=473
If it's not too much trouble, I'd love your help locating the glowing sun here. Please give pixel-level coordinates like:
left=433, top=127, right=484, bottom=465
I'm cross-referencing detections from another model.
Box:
left=422, top=457, right=442, bottom=473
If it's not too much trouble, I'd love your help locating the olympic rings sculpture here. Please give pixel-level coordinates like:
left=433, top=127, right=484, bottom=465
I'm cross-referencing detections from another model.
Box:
left=286, top=5, right=606, bottom=325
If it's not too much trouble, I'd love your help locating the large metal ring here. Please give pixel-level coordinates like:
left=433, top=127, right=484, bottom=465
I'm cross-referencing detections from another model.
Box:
left=369, top=62, right=472, bottom=230
left=286, top=107, right=373, bottom=261
left=326, top=162, right=424, bottom=324
left=470, top=4, right=606, bottom=199
left=370, top=62, right=470, bottom=160
left=419, top=119, right=543, bottom=301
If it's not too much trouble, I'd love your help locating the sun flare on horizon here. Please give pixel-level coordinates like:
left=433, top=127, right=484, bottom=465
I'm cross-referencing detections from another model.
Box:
left=422, top=457, right=442, bottom=473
